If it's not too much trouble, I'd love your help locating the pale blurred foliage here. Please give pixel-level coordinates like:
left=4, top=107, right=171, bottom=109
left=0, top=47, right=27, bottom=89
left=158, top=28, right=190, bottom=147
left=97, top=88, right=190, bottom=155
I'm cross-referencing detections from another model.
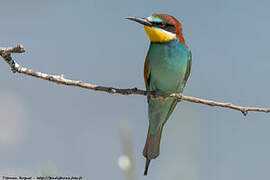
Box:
left=41, top=161, right=58, bottom=176
left=0, top=92, right=27, bottom=145
left=119, top=122, right=138, bottom=180
left=118, top=155, right=131, bottom=171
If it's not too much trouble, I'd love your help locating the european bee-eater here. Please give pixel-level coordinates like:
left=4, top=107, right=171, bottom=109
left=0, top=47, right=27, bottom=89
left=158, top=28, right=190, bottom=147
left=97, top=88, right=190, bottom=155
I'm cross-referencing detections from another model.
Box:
left=126, top=14, right=192, bottom=175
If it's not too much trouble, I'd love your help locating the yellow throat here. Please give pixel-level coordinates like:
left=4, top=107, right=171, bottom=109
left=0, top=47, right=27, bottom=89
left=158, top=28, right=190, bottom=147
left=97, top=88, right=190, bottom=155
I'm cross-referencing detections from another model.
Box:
left=144, top=26, right=176, bottom=42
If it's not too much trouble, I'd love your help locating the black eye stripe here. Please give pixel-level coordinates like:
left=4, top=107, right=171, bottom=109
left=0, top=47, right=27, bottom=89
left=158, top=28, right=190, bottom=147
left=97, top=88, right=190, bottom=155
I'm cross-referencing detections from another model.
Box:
left=152, top=22, right=172, bottom=26
left=153, top=24, right=176, bottom=33
left=163, top=26, right=176, bottom=33
left=151, top=21, right=163, bottom=25
left=150, top=21, right=176, bottom=33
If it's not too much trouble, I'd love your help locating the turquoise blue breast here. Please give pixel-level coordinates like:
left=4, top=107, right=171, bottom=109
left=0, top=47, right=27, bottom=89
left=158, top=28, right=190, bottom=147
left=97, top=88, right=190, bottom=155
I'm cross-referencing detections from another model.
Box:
left=147, top=40, right=189, bottom=93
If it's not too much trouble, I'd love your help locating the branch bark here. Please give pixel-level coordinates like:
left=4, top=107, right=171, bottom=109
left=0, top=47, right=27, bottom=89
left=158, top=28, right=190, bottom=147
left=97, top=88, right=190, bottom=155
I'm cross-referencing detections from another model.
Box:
left=1, top=45, right=270, bottom=116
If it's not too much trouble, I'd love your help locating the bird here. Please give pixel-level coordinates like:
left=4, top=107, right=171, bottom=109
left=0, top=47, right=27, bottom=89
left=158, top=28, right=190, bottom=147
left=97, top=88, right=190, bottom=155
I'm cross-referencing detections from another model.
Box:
left=126, top=14, right=192, bottom=175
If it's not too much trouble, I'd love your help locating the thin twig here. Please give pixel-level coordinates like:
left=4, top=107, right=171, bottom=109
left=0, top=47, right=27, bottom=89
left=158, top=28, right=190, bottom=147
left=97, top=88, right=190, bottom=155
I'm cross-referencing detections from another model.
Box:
left=0, top=45, right=270, bottom=116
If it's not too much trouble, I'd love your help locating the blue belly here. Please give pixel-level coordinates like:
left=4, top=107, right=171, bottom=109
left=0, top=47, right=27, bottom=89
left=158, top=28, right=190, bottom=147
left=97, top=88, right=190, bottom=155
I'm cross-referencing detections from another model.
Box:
left=147, top=40, right=189, bottom=93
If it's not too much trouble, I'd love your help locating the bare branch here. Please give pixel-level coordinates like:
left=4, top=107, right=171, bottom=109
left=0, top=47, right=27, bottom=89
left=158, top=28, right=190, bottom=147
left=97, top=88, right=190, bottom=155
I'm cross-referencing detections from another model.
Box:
left=1, top=45, right=270, bottom=116
left=0, top=45, right=26, bottom=73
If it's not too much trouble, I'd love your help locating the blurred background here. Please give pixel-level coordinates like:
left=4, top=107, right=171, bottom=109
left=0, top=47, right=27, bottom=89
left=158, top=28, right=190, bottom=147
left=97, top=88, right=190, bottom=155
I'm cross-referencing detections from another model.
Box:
left=0, top=0, right=270, bottom=179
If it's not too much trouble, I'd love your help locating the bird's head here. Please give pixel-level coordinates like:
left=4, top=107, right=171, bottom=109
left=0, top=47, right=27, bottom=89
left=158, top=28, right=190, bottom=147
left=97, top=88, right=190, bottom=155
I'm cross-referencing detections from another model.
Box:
left=126, top=14, right=186, bottom=46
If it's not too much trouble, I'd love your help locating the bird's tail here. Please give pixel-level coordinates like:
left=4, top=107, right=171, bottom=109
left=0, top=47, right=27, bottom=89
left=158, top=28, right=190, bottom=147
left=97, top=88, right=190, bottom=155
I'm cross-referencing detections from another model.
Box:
left=143, top=125, right=164, bottom=175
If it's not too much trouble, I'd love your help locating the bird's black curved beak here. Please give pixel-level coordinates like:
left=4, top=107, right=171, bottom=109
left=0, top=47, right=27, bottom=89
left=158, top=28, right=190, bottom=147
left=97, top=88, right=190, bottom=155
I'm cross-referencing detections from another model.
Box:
left=125, top=17, right=152, bottom=27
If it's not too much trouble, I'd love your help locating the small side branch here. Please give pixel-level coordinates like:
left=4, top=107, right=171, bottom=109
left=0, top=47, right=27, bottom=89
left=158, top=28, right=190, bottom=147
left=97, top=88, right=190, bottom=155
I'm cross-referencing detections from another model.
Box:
left=1, top=45, right=270, bottom=116
left=0, top=45, right=26, bottom=72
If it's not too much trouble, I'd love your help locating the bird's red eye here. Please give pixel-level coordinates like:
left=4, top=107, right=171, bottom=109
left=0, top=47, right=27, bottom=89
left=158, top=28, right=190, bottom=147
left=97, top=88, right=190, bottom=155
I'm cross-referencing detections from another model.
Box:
left=159, top=24, right=165, bottom=27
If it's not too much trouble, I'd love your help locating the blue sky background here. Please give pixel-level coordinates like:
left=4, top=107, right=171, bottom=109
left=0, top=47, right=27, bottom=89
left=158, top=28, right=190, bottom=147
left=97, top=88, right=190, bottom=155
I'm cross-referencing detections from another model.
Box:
left=0, top=0, right=270, bottom=179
